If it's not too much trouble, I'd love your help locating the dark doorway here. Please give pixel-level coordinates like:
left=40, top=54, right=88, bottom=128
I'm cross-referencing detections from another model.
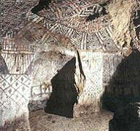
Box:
left=31, top=0, right=51, bottom=14
left=86, top=6, right=107, bottom=22
left=102, top=49, right=140, bottom=112
left=45, top=57, right=78, bottom=118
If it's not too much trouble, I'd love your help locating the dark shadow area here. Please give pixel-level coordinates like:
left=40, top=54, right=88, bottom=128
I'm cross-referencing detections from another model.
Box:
left=109, top=102, right=140, bottom=131
left=45, top=58, right=78, bottom=118
left=102, top=49, right=140, bottom=112
left=31, top=0, right=51, bottom=14
left=135, top=26, right=140, bottom=41
left=133, top=10, right=140, bottom=41
left=101, top=49, right=140, bottom=130
left=0, top=55, right=9, bottom=74
left=86, top=6, right=107, bottom=21
left=133, top=10, right=140, bottom=27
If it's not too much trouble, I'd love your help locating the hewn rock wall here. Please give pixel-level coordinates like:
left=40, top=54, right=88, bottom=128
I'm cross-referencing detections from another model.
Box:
left=108, top=0, right=138, bottom=48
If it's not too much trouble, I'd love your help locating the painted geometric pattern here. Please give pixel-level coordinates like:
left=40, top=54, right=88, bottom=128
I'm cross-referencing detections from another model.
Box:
left=0, top=74, right=31, bottom=125
left=41, top=0, right=102, bottom=20
left=0, top=74, right=31, bottom=110
left=1, top=53, right=34, bottom=75
left=38, top=17, right=116, bottom=51
left=0, top=37, right=35, bottom=74
left=78, top=53, right=103, bottom=112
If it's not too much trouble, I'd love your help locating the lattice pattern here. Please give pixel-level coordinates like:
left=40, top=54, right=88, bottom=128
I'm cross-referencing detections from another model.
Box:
left=40, top=0, right=92, bottom=20
left=79, top=4, right=102, bottom=17
left=0, top=75, right=31, bottom=107
left=77, top=53, right=104, bottom=112
left=1, top=38, right=36, bottom=52
left=0, top=74, right=31, bottom=125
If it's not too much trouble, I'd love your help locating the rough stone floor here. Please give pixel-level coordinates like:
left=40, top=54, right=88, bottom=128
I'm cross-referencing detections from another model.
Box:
left=29, top=110, right=113, bottom=131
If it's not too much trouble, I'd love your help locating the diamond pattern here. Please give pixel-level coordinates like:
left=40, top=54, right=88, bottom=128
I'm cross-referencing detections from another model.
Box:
left=4, top=87, right=15, bottom=98
left=0, top=74, right=31, bottom=112
left=1, top=81, right=10, bottom=90
left=11, top=91, right=22, bottom=103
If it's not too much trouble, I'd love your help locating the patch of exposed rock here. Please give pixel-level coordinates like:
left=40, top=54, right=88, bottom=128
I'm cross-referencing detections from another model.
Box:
left=108, top=0, right=140, bottom=53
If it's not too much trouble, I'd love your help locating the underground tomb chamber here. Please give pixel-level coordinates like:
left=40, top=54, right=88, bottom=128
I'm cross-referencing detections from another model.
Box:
left=1, top=0, right=140, bottom=130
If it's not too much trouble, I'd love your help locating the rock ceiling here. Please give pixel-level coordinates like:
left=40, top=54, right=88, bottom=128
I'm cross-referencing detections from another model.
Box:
left=0, top=0, right=140, bottom=61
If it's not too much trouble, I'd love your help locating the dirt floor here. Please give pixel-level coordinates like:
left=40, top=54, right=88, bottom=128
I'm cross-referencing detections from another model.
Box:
left=29, top=110, right=113, bottom=131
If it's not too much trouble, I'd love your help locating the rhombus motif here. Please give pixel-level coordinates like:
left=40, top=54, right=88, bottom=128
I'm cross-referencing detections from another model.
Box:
left=0, top=74, right=31, bottom=110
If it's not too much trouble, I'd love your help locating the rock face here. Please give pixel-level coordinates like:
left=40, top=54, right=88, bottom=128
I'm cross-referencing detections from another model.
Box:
left=109, top=103, right=140, bottom=131
left=108, top=0, right=139, bottom=48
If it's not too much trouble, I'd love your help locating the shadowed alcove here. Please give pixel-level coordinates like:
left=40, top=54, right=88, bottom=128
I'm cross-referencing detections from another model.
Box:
left=102, top=49, right=140, bottom=112
left=31, top=0, right=51, bottom=14
left=45, top=57, right=78, bottom=118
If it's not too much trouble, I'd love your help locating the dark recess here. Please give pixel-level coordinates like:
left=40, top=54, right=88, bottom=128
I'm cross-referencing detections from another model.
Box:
left=102, top=49, right=140, bottom=112
left=133, top=10, right=140, bottom=41
left=133, top=10, right=140, bottom=26
left=31, top=0, right=51, bottom=14
left=45, top=58, right=78, bottom=118
left=86, top=6, right=107, bottom=21
left=109, top=103, right=140, bottom=131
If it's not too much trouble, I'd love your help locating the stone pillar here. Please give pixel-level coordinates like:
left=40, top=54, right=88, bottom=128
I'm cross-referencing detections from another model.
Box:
left=74, top=51, right=123, bottom=117
left=74, top=51, right=104, bottom=117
